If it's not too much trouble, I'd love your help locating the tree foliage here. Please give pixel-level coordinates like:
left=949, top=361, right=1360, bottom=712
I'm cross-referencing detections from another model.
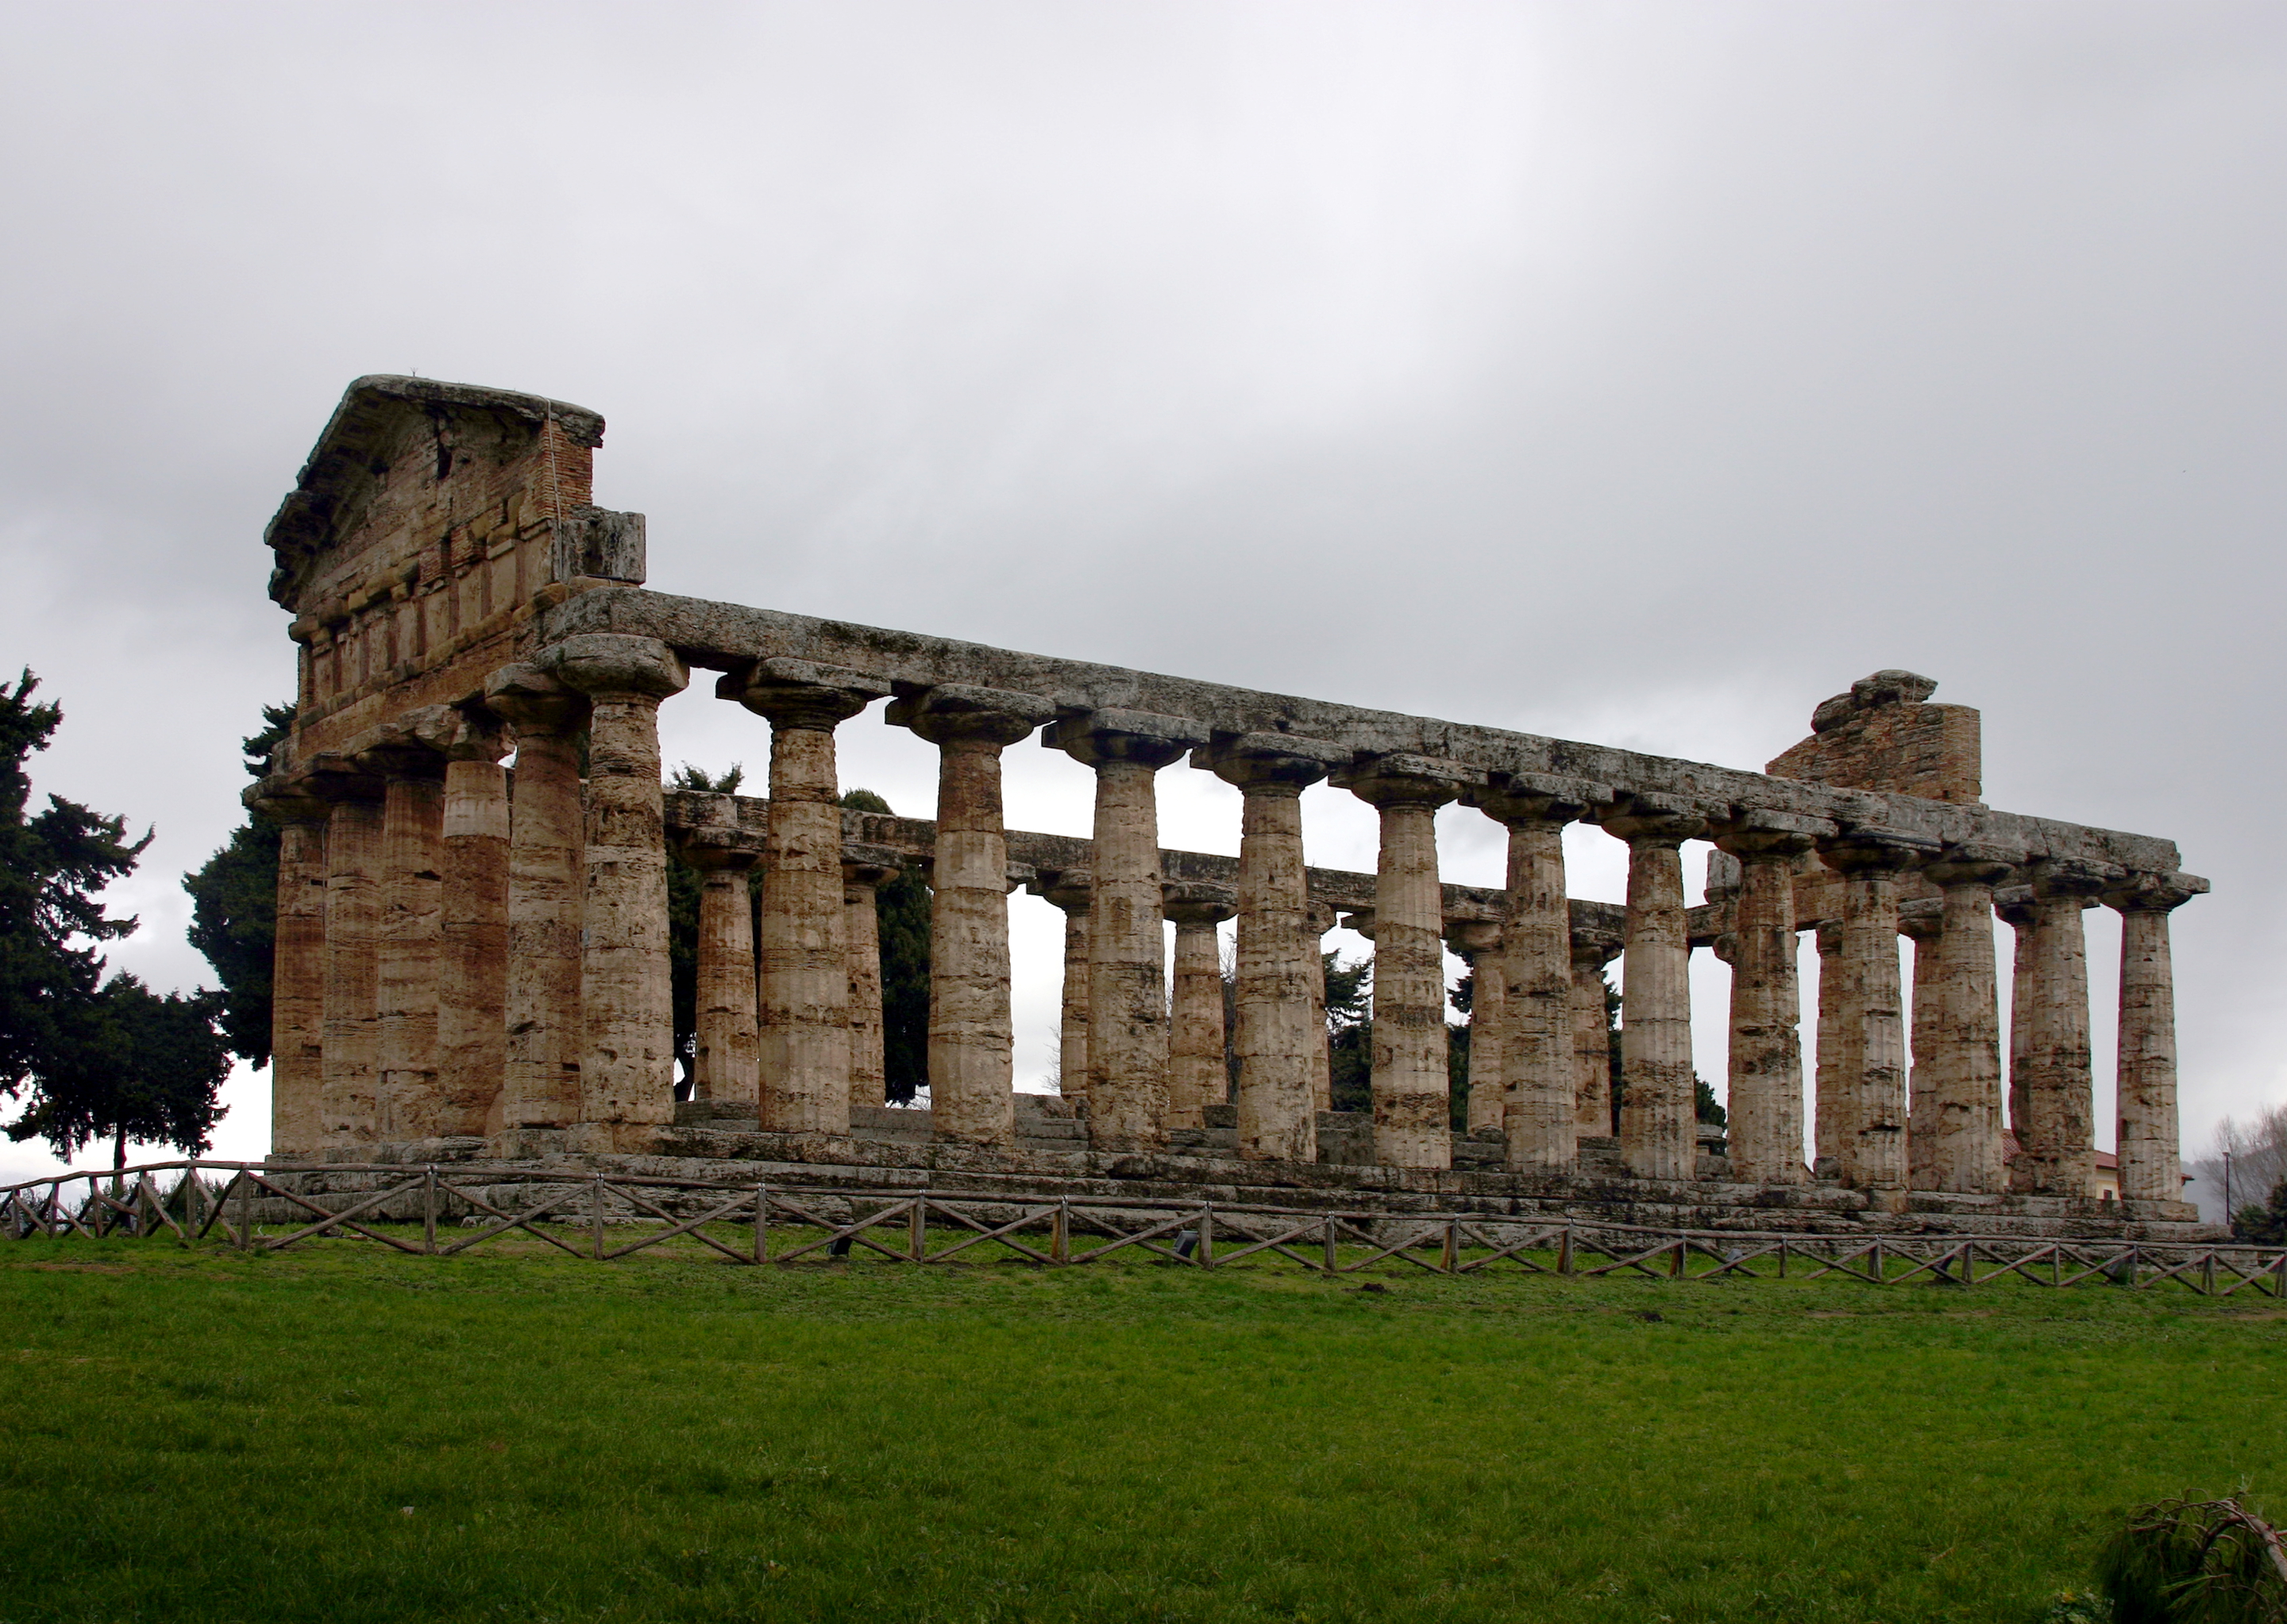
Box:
left=1325, top=951, right=1371, bottom=1115
left=2233, top=1179, right=2287, bottom=1248
left=2, top=670, right=227, bottom=1163
left=183, top=703, right=294, bottom=1063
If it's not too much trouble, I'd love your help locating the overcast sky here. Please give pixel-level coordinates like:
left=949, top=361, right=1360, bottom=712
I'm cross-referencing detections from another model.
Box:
left=2, top=2, right=2281, bottom=1188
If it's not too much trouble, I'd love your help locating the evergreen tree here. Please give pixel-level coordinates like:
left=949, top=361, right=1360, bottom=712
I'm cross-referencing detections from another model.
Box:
left=182, top=703, right=294, bottom=1063
left=2232, top=1178, right=2287, bottom=1247
left=1325, top=951, right=1371, bottom=1114
left=7, top=975, right=230, bottom=1167
left=2, top=670, right=226, bottom=1165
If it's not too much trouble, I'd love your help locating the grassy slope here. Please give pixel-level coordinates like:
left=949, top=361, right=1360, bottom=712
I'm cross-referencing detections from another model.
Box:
left=1, top=1236, right=2281, bottom=1624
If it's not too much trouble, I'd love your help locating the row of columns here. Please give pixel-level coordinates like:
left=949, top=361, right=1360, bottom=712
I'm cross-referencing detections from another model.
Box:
left=264, top=635, right=2198, bottom=1206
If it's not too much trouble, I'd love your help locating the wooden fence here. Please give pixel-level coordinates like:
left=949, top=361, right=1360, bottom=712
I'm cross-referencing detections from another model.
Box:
left=5, top=1159, right=2282, bottom=1296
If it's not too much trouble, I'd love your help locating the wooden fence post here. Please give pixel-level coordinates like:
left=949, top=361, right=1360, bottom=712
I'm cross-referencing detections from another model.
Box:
left=422, top=1167, right=438, bottom=1255
left=1052, top=1198, right=1069, bottom=1265
left=1197, top=1205, right=1214, bottom=1268
left=591, top=1172, right=605, bottom=1260
left=1556, top=1227, right=1573, bottom=1276
left=1441, top=1219, right=1459, bottom=1274
left=754, top=1182, right=769, bottom=1265
left=1323, top=1213, right=1338, bottom=1274
left=909, top=1194, right=927, bottom=1262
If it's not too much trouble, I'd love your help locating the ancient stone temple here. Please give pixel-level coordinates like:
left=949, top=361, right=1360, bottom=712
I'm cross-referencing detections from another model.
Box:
left=249, top=376, right=2212, bottom=1236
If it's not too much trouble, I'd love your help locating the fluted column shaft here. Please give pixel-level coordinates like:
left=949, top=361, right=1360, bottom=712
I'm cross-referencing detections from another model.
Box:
left=438, top=757, right=510, bottom=1136
left=681, top=847, right=762, bottom=1107
left=1914, top=853, right=2012, bottom=1194
left=735, top=658, right=889, bottom=1136
left=1337, top=757, right=1471, bottom=1170
left=1715, top=824, right=1819, bottom=1186
left=319, top=787, right=384, bottom=1146
left=1813, top=920, right=1847, bottom=1169
left=1201, top=734, right=1347, bottom=1163
left=2017, top=862, right=2107, bottom=1195
left=903, top=689, right=1050, bottom=1147
left=1450, top=922, right=1506, bottom=1136
left=1900, top=908, right=1943, bottom=1190
left=485, top=665, right=587, bottom=1131
left=1818, top=836, right=1925, bottom=1193
left=1040, top=873, right=1093, bottom=1105
left=1570, top=935, right=1621, bottom=1138
left=256, top=790, right=330, bottom=1155
left=2107, top=872, right=2204, bottom=1204
left=1602, top=803, right=1706, bottom=1181
left=1053, top=710, right=1204, bottom=1153
left=1164, top=885, right=1237, bottom=1132
left=372, top=762, right=445, bottom=1140
left=546, top=636, right=690, bottom=1143
left=842, top=854, right=899, bottom=1114
left=1472, top=779, right=1595, bottom=1175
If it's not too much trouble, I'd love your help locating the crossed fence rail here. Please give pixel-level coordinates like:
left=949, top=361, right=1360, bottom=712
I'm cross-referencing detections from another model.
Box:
left=5, top=1159, right=2283, bottom=1296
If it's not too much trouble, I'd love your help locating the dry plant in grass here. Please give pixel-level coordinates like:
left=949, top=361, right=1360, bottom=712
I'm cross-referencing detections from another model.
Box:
left=2098, top=1496, right=2287, bottom=1624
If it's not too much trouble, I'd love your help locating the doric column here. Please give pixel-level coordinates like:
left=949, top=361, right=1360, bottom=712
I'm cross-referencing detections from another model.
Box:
left=1916, top=847, right=2016, bottom=1194
left=436, top=716, right=511, bottom=1138
left=1469, top=773, right=1600, bottom=1172
left=545, top=634, right=691, bottom=1146
left=1569, top=921, right=1623, bottom=1140
left=1812, top=919, right=1846, bottom=1171
left=1899, top=901, right=1944, bottom=1190
left=247, top=776, right=330, bottom=1156
left=1163, top=881, right=1238, bottom=1131
left=1036, top=870, right=1093, bottom=1105
left=1598, top=796, right=1709, bottom=1181
left=1306, top=901, right=1340, bottom=1113
left=732, top=657, right=889, bottom=1136
left=1197, top=731, right=1350, bottom=1162
left=841, top=846, right=903, bottom=1116
left=666, top=805, right=767, bottom=1111
left=310, top=758, right=384, bottom=1148
left=2104, top=870, right=2207, bottom=1205
left=1333, top=754, right=1478, bottom=1170
left=1048, top=708, right=1208, bottom=1152
left=895, top=685, right=1055, bottom=1147
left=1446, top=920, right=1505, bottom=1136
left=1816, top=831, right=1936, bottom=1194
left=1711, top=812, right=1828, bottom=1186
left=482, top=664, right=588, bottom=1132
left=357, top=735, right=445, bottom=1142
left=2016, top=858, right=2113, bottom=1195
left=1994, top=885, right=2038, bottom=1155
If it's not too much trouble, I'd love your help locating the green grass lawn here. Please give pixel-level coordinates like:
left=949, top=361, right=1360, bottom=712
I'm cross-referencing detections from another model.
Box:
left=1, top=1230, right=2281, bottom=1623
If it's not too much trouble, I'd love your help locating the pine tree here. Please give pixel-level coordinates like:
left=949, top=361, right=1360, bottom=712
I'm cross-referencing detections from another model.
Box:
left=2, top=670, right=226, bottom=1165
left=182, top=703, right=294, bottom=1063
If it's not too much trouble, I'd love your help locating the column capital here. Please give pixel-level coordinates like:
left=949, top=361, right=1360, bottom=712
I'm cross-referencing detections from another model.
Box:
left=1162, top=880, right=1238, bottom=928
left=1340, top=908, right=1375, bottom=941
left=2104, top=870, right=2208, bottom=913
left=1993, top=884, right=2038, bottom=928
left=543, top=634, right=690, bottom=702
left=1446, top=919, right=1502, bottom=957
left=1194, top=730, right=1352, bottom=793
left=1896, top=898, right=1944, bottom=943
left=889, top=683, right=1055, bottom=748
left=484, top=662, right=587, bottom=736
left=2028, top=856, right=2123, bottom=901
left=1923, top=840, right=2020, bottom=889
left=245, top=770, right=334, bottom=825
left=1816, top=827, right=1941, bottom=877
left=840, top=842, right=906, bottom=890
left=669, top=823, right=767, bottom=872
left=720, top=655, right=883, bottom=728
left=1596, top=791, right=1710, bottom=847
left=1710, top=806, right=1835, bottom=860
left=1570, top=920, right=1624, bottom=970
left=302, top=751, right=385, bottom=804
left=1030, top=866, right=1093, bottom=914
left=1304, top=900, right=1340, bottom=937
left=1331, top=752, right=1482, bottom=809
left=1044, top=708, right=1209, bottom=770
left=1467, top=769, right=1609, bottom=827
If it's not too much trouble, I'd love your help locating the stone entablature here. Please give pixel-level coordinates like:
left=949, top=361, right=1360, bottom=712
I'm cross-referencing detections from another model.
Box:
left=249, top=378, right=2215, bottom=1235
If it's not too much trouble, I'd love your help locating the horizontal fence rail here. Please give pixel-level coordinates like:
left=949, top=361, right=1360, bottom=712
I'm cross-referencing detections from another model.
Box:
left=5, top=1160, right=2282, bottom=1298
